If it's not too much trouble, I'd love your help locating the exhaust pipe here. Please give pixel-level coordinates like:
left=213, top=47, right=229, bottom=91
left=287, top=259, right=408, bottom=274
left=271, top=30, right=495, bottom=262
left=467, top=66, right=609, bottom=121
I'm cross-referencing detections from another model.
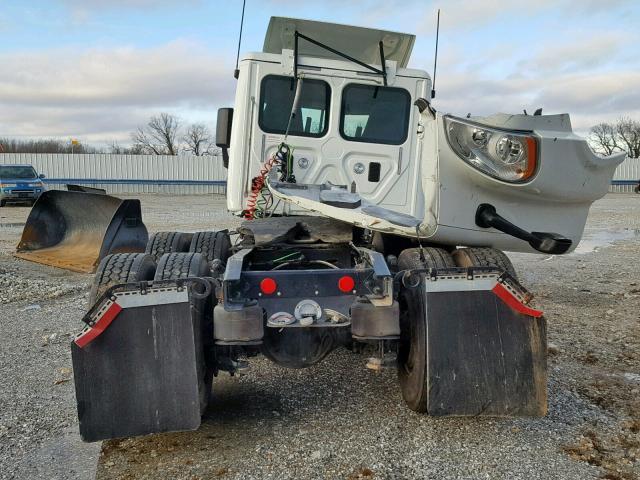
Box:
left=475, top=204, right=572, bottom=255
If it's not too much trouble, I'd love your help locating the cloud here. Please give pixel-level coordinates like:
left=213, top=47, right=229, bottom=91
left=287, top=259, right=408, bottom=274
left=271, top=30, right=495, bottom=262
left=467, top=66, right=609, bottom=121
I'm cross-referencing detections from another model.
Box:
left=2, top=0, right=638, bottom=144
left=411, top=3, right=640, bottom=135
left=564, top=0, right=638, bottom=15
left=434, top=67, right=640, bottom=133
left=415, top=0, right=639, bottom=33
left=416, top=0, right=552, bottom=32
left=534, top=72, right=640, bottom=114
left=58, top=0, right=202, bottom=11
left=0, top=41, right=236, bottom=142
left=0, top=104, right=150, bottom=141
left=524, top=33, right=625, bottom=74
left=56, top=0, right=203, bottom=23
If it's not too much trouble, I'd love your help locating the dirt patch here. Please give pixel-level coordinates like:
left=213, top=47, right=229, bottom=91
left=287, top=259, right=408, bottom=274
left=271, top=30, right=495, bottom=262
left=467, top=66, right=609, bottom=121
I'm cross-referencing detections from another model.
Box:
left=347, top=467, right=375, bottom=479
left=563, top=426, right=639, bottom=479
left=564, top=371, right=640, bottom=479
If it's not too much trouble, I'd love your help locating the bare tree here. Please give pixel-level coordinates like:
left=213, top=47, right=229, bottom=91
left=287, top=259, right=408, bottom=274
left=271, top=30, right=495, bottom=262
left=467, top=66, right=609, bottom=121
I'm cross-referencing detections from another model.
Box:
left=589, top=123, right=619, bottom=156
left=589, top=118, right=640, bottom=158
left=183, top=123, right=213, bottom=156
left=615, top=117, right=640, bottom=159
left=132, top=113, right=181, bottom=155
left=132, top=128, right=162, bottom=155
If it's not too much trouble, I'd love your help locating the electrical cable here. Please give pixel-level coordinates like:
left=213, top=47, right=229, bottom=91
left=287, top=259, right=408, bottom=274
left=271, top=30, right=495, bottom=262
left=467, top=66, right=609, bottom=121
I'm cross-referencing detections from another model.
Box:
left=244, top=143, right=293, bottom=219
left=244, top=72, right=303, bottom=219
left=244, top=148, right=280, bottom=220
left=271, top=260, right=339, bottom=271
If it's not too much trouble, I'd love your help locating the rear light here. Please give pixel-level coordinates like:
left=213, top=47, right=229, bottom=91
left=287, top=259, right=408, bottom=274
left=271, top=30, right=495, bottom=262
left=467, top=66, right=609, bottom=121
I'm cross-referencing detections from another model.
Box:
left=260, top=277, right=277, bottom=295
left=338, top=275, right=355, bottom=293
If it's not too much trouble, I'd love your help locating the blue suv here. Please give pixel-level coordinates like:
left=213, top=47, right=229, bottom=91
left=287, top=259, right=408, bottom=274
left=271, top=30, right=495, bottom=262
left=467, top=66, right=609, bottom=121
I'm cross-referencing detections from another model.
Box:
left=0, top=164, right=47, bottom=206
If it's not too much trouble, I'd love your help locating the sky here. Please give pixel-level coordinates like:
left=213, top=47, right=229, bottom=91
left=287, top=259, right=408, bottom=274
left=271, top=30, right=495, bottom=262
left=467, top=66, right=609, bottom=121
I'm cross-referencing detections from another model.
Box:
left=0, top=0, right=638, bottom=146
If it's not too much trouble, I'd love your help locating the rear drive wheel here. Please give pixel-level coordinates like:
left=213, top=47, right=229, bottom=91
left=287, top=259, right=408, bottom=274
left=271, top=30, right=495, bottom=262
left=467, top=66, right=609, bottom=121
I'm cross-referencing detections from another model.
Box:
left=155, top=252, right=212, bottom=413
left=145, top=231, right=193, bottom=261
left=397, top=247, right=454, bottom=412
left=0, top=200, right=5, bottom=207
left=452, top=247, right=517, bottom=279
left=89, top=252, right=157, bottom=304
left=189, top=231, right=231, bottom=265
left=154, top=252, right=210, bottom=281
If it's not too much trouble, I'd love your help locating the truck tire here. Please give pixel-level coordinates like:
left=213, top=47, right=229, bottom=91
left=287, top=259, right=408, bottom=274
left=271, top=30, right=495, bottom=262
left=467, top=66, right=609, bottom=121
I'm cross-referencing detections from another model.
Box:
left=0, top=200, right=5, bottom=207
left=189, top=231, right=231, bottom=264
left=397, top=247, right=453, bottom=413
left=154, top=252, right=212, bottom=414
left=154, top=252, right=210, bottom=281
left=452, top=247, right=517, bottom=279
left=89, top=252, right=157, bottom=304
left=397, top=247, right=455, bottom=270
left=145, top=231, right=193, bottom=261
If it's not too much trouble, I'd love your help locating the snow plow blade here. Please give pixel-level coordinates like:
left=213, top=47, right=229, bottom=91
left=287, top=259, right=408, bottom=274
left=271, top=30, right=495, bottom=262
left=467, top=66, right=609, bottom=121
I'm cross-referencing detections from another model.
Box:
left=15, top=190, right=148, bottom=273
left=420, top=269, right=547, bottom=416
left=71, top=282, right=208, bottom=442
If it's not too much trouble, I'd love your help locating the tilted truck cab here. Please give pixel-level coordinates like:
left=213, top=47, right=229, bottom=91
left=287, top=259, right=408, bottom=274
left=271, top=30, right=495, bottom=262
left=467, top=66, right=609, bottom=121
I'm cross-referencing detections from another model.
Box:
left=67, top=16, right=623, bottom=442
left=224, top=17, right=623, bottom=254
left=226, top=20, right=428, bottom=223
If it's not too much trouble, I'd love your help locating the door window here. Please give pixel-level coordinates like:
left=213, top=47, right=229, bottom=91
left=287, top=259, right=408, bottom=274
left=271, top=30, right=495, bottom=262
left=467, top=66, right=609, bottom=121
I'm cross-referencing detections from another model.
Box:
left=258, top=75, right=330, bottom=137
left=340, top=84, right=411, bottom=145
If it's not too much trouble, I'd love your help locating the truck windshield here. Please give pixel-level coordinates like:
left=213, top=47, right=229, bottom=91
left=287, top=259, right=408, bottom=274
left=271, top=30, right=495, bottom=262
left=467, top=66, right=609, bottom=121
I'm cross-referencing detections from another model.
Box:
left=340, top=84, right=411, bottom=145
left=259, top=75, right=330, bottom=137
left=0, top=165, right=37, bottom=179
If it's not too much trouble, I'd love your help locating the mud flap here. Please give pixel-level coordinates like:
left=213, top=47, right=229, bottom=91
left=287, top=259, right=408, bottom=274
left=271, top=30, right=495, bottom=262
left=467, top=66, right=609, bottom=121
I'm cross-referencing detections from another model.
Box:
left=423, top=270, right=547, bottom=416
left=15, top=190, right=148, bottom=273
left=71, top=284, right=205, bottom=442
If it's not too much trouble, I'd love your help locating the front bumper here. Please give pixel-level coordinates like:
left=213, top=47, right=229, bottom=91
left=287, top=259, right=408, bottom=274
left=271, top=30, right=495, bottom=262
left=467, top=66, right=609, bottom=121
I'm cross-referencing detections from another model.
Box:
left=1, top=188, right=43, bottom=202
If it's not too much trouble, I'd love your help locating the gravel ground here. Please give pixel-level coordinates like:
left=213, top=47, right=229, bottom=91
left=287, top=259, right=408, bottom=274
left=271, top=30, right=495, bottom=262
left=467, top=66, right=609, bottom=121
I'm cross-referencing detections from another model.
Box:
left=0, top=193, right=638, bottom=480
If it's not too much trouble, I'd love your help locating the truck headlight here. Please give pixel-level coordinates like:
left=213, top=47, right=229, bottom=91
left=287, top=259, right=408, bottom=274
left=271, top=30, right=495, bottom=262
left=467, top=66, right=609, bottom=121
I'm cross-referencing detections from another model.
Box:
left=444, top=116, right=538, bottom=183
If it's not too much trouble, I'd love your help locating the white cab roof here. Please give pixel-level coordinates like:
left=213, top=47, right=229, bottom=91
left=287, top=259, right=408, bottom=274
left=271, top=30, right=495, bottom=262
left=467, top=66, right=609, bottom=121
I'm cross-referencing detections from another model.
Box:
left=263, top=17, right=415, bottom=68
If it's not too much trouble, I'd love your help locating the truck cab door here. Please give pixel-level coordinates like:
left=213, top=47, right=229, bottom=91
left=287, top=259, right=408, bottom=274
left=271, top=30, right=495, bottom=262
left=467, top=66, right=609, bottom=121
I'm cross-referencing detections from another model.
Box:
left=251, top=72, right=426, bottom=219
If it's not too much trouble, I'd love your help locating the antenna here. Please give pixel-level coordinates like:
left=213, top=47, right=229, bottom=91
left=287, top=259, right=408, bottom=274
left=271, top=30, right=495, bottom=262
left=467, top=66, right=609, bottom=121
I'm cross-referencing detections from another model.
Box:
left=234, top=0, right=247, bottom=79
left=431, top=9, right=440, bottom=99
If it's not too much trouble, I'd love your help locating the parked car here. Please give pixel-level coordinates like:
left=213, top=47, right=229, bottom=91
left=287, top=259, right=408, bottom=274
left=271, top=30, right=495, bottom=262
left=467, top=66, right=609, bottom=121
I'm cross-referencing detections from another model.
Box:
left=0, top=164, right=46, bottom=206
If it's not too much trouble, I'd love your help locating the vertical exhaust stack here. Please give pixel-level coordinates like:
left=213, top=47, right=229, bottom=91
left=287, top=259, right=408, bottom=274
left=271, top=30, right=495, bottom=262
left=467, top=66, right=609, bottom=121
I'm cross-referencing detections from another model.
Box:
left=15, top=190, right=148, bottom=273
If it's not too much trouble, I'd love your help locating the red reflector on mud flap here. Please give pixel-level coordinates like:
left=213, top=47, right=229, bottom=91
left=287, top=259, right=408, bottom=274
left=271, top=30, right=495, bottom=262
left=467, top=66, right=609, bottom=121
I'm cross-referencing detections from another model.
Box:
left=492, top=283, right=543, bottom=318
left=260, top=277, right=277, bottom=295
left=74, top=302, right=123, bottom=348
left=338, top=275, right=355, bottom=293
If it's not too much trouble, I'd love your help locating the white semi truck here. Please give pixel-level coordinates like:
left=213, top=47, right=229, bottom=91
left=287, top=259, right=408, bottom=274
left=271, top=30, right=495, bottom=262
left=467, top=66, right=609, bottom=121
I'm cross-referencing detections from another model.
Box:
left=22, top=17, right=623, bottom=441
